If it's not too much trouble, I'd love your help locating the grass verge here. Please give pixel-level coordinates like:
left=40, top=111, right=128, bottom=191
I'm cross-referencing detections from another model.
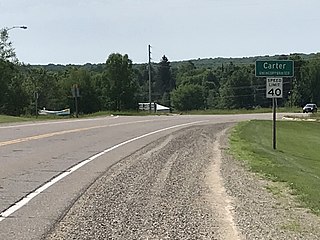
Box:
left=229, top=120, right=320, bottom=215
left=0, top=111, right=168, bottom=124
left=0, top=115, right=34, bottom=124
left=180, top=107, right=301, bottom=115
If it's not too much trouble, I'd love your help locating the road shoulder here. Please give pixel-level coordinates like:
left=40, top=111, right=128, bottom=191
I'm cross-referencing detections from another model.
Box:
left=220, top=128, right=320, bottom=239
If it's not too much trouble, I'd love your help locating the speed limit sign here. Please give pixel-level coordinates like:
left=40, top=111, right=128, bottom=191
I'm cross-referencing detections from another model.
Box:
left=266, top=78, right=283, bottom=98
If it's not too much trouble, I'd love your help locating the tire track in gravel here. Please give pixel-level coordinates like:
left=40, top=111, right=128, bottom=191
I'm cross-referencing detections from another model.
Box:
left=205, top=127, right=242, bottom=240
left=44, top=123, right=238, bottom=240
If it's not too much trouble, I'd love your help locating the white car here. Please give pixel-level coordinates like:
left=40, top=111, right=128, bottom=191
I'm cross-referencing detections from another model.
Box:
left=303, top=103, right=317, bottom=113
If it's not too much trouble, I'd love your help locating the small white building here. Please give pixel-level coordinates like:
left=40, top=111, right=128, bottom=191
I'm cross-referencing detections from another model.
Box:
left=138, top=103, right=170, bottom=113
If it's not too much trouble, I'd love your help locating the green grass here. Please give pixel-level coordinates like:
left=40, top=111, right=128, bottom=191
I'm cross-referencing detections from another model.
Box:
left=180, top=107, right=301, bottom=115
left=0, top=115, right=34, bottom=124
left=0, top=111, right=167, bottom=124
left=230, top=120, right=320, bottom=215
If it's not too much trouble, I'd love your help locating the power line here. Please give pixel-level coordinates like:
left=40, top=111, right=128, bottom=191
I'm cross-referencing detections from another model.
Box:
left=218, top=81, right=291, bottom=91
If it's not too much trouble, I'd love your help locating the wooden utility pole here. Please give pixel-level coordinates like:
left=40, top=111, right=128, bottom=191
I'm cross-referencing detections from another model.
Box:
left=148, top=45, right=152, bottom=112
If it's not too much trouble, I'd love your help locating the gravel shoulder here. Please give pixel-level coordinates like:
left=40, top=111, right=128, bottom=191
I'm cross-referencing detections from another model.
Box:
left=44, top=123, right=320, bottom=240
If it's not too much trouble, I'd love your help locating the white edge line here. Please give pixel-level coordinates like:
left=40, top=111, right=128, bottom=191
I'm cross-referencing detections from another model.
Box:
left=0, top=120, right=208, bottom=222
left=0, top=116, right=121, bottom=129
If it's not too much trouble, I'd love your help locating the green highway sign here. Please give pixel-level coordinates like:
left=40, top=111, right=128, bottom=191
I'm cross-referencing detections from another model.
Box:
left=255, top=60, right=294, bottom=77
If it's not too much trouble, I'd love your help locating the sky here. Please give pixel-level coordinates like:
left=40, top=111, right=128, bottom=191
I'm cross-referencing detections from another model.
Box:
left=1, top=0, right=320, bottom=65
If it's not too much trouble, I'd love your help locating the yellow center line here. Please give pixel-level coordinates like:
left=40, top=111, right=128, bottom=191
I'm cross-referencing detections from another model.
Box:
left=0, top=119, right=162, bottom=147
left=0, top=126, right=101, bottom=147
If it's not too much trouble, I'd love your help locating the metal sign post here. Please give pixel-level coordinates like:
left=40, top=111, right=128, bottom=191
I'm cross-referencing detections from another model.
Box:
left=72, top=84, right=80, bottom=118
left=34, top=92, right=39, bottom=118
left=266, top=77, right=283, bottom=150
left=272, top=98, right=277, bottom=149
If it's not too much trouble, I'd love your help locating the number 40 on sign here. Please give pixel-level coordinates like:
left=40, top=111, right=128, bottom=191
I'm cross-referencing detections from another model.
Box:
left=266, top=78, right=283, bottom=98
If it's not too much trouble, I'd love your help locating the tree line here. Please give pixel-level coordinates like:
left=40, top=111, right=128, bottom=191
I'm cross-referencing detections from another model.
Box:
left=1, top=29, right=320, bottom=116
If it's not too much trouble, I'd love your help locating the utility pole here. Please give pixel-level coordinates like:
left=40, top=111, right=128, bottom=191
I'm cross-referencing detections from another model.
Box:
left=148, top=44, right=152, bottom=112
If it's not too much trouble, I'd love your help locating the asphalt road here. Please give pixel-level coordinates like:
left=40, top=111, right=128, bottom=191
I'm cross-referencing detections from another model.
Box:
left=0, top=113, right=290, bottom=239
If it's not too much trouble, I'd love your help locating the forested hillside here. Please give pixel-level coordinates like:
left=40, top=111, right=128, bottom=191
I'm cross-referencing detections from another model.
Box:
left=1, top=27, right=320, bottom=116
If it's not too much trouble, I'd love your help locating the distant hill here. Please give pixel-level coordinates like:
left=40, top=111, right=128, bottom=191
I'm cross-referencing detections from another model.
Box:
left=170, top=53, right=320, bottom=69
left=30, top=52, right=320, bottom=72
left=29, top=63, right=106, bottom=72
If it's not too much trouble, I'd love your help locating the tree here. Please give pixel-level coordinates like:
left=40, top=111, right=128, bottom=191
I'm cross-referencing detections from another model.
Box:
left=25, top=68, right=64, bottom=111
left=175, top=61, right=196, bottom=86
left=171, top=84, right=205, bottom=111
left=60, top=67, right=100, bottom=114
left=133, top=64, right=152, bottom=103
left=155, top=55, right=174, bottom=106
left=303, top=57, right=320, bottom=105
left=0, top=60, right=12, bottom=113
left=0, top=28, right=17, bottom=63
left=219, top=65, right=254, bottom=109
left=105, top=53, right=137, bottom=111
left=5, top=71, right=29, bottom=115
left=201, top=70, right=219, bottom=109
left=287, top=55, right=306, bottom=107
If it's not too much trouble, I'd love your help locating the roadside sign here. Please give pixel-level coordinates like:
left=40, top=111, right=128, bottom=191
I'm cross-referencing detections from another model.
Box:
left=266, top=78, right=283, bottom=98
left=255, top=60, right=294, bottom=77
left=256, top=60, right=294, bottom=150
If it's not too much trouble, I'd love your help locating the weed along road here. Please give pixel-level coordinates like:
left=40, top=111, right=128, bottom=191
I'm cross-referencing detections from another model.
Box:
left=0, top=114, right=302, bottom=239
